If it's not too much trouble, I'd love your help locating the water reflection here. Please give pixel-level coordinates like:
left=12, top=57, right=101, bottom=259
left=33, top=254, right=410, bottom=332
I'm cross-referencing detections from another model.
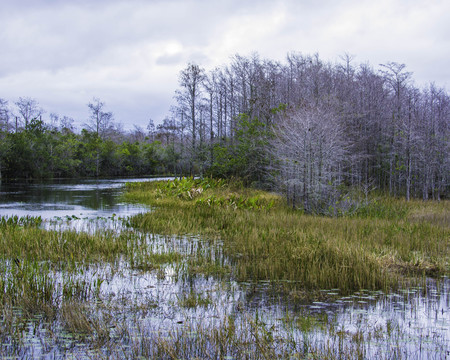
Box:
left=0, top=177, right=169, bottom=220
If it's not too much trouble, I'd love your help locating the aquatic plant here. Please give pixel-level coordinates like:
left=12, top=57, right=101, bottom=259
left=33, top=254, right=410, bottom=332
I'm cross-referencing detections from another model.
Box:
left=0, top=215, right=42, bottom=228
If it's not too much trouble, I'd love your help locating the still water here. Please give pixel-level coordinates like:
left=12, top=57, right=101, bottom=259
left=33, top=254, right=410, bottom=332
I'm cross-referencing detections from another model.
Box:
left=0, top=177, right=165, bottom=220
left=0, top=178, right=448, bottom=358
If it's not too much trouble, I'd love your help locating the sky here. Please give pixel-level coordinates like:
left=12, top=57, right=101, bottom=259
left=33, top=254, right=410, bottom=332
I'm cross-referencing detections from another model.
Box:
left=1, top=0, right=449, bottom=131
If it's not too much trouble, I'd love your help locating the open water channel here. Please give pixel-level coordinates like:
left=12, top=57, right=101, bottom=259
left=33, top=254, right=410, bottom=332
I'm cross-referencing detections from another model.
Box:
left=0, top=178, right=448, bottom=359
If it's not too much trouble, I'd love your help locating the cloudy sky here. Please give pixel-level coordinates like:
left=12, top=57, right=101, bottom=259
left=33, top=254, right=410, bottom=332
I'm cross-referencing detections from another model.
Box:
left=1, top=0, right=449, bottom=131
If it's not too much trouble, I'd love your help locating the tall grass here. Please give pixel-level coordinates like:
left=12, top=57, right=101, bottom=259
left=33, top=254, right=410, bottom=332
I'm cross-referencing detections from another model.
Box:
left=0, top=216, right=180, bottom=321
left=126, top=178, right=449, bottom=293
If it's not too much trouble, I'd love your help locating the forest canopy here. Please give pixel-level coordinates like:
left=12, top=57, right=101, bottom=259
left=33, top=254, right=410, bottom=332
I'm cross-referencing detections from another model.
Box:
left=0, top=52, right=448, bottom=210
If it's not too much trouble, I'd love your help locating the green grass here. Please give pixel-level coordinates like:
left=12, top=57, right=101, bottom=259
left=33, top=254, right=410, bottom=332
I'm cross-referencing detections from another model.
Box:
left=125, top=178, right=449, bottom=293
left=177, top=290, right=213, bottom=308
left=0, top=216, right=178, bottom=322
left=0, top=223, right=127, bottom=267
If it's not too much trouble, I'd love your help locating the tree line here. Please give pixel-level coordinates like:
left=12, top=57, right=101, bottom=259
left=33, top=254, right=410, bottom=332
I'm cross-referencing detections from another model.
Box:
left=0, top=98, right=180, bottom=179
left=1, top=52, right=449, bottom=211
left=170, top=53, right=449, bottom=208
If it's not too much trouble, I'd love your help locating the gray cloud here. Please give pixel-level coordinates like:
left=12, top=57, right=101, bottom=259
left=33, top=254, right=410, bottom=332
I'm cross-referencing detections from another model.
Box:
left=0, top=0, right=448, bottom=130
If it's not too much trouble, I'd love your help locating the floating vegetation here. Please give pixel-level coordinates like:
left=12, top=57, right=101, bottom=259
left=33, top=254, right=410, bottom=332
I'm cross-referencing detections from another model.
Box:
left=0, top=215, right=42, bottom=228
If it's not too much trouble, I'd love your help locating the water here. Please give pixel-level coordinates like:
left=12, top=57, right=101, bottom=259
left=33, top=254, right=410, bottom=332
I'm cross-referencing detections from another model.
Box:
left=0, top=177, right=167, bottom=220
left=0, top=178, right=448, bottom=359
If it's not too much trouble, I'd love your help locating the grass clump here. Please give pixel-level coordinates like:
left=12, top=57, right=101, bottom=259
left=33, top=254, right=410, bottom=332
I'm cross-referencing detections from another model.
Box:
left=132, top=251, right=183, bottom=271
left=178, top=291, right=213, bottom=308
left=0, top=259, right=56, bottom=318
left=0, top=225, right=130, bottom=268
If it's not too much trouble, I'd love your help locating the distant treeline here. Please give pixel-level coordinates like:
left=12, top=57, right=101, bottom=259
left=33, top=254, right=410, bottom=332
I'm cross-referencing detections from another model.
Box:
left=0, top=96, right=186, bottom=179
left=1, top=52, right=448, bottom=210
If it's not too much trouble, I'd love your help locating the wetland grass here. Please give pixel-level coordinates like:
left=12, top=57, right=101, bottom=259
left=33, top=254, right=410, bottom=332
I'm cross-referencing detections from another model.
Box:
left=126, top=178, right=449, bottom=293
left=104, top=307, right=447, bottom=360
left=177, top=290, right=213, bottom=308
left=0, top=178, right=448, bottom=359
left=0, top=215, right=181, bottom=357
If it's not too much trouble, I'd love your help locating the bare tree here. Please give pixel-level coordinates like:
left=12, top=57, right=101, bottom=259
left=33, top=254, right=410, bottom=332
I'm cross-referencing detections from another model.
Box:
left=49, top=113, right=60, bottom=130
left=417, top=84, right=450, bottom=200
left=60, top=115, right=76, bottom=133
left=156, top=117, right=178, bottom=145
left=86, top=97, right=115, bottom=139
left=272, top=106, right=347, bottom=214
left=379, top=62, right=413, bottom=196
left=176, top=63, right=206, bottom=150
left=85, top=97, right=116, bottom=177
left=15, top=97, right=44, bottom=129
left=0, top=98, right=10, bottom=132
left=146, top=118, right=156, bottom=142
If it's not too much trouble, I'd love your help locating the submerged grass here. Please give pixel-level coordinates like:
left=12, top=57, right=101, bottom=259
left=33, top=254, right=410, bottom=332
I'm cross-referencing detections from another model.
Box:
left=126, top=178, right=449, bottom=293
left=1, top=302, right=446, bottom=359
left=105, top=308, right=447, bottom=360
left=0, top=216, right=180, bottom=325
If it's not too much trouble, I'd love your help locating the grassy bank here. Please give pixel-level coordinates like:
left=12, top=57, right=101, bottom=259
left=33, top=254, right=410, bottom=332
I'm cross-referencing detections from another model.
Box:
left=125, top=178, right=449, bottom=293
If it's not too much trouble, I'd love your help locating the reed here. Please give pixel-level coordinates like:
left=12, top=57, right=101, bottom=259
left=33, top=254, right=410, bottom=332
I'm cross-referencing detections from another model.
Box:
left=0, top=216, right=182, bottom=327
left=108, top=309, right=447, bottom=360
